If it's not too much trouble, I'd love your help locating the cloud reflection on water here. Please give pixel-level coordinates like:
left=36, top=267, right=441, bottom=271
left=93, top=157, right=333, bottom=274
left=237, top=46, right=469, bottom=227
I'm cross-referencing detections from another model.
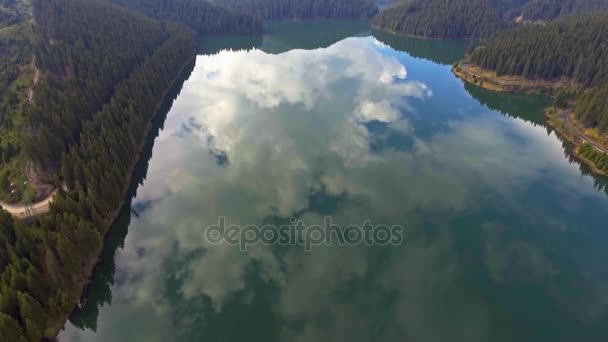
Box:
left=60, top=36, right=608, bottom=342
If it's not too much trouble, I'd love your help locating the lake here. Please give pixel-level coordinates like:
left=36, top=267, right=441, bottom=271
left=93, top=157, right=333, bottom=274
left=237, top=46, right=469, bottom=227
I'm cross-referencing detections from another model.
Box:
left=60, top=20, right=608, bottom=342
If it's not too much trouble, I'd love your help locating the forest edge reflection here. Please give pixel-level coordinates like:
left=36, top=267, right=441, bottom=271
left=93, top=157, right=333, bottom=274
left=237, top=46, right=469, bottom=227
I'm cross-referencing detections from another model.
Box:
left=62, top=22, right=608, bottom=341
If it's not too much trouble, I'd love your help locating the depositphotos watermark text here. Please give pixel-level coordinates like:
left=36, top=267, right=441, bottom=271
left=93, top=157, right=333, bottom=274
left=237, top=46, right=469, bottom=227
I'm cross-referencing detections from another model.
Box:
left=204, top=216, right=405, bottom=251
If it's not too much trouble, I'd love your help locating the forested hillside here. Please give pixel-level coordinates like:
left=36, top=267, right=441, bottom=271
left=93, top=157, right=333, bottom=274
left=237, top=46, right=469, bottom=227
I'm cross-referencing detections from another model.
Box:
left=468, top=15, right=608, bottom=131
left=25, top=0, right=166, bottom=170
left=371, top=0, right=510, bottom=38
left=0, top=2, right=34, bottom=200
left=0, top=23, right=31, bottom=125
left=487, top=0, right=532, bottom=17
left=575, top=85, right=608, bottom=131
left=0, top=0, right=31, bottom=29
left=108, top=0, right=262, bottom=34
left=209, top=0, right=379, bottom=19
left=0, top=0, right=197, bottom=340
left=517, top=0, right=608, bottom=21
left=371, top=0, right=608, bottom=39
left=373, top=0, right=402, bottom=10
left=470, top=15, right=608, bottom=86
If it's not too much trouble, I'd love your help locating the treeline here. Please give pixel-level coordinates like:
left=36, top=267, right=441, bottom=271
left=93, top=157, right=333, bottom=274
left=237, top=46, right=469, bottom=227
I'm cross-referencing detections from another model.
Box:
left=0, top=0, right=197, bottom=340
left=579, top=143, right=608, bottom=174
left=371, top=0, right=510, bottom=39
left=108, top=0, right=263, bottom=35
left=517, top=0, right=608, bottom=21
left=209, top=0, right=379, bottom=19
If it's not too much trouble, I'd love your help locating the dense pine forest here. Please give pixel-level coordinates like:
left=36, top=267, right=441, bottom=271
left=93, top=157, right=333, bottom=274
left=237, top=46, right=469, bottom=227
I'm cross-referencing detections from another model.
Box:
left=516, top=0, right=608, bottom=21
left=575, top=85, right=608, bottom=131
left=578, top=142, right=608, bottom=174
left=373, top=0, right=400, bottom=10
left=0, top=23, right=31, bottom=125
left=26, top=0, right=167, bottom=170
left=0, top=0, right=31, bottom=28
left=371, top=0, right=608, bottom=39
left=0, top=2, right=34, bottom=201
left=109, top=0, right=263, bottom=34
left=371, top=0, right=511, bottom=39
left=0, top=0, right=197, bottom=339
left=487, top=0, right=532, bottom=17
left=209, top=0, right=379, bottom=19
left=1, top=0, right=608, bottom=340
left=468, top=15, right=608, bottom=132
left=470, top=15, right=608, bottom=86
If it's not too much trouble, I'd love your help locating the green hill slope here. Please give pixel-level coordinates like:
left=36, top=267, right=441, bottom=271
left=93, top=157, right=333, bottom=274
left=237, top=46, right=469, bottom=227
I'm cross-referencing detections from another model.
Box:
left=209, top=0, right=379, bottom=19
left=468, top=15, right=608, bottom=131
left=0, top=0, right=198, bottom=340
left=109, top=0, right=263, bottom=34
left=517, top=0, right=608, bottom=21
left=371, top=0, right=510, bottom=39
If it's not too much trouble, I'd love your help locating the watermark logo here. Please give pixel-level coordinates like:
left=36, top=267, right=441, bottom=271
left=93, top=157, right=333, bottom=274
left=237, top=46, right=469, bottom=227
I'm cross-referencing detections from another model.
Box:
left=204, top=216, right=405, bottom=251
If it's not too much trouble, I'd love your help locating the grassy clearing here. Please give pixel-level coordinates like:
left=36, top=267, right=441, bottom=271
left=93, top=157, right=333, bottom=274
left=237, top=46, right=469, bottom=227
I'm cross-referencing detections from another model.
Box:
left=452, top=62, right=574, bottom=96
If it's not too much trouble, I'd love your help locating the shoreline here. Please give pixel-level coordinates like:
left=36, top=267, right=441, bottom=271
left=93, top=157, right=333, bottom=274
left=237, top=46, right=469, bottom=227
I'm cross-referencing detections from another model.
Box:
left=546, top=108, right=608, bottom=176
left=46, top=53, right=197, bottom=339
left=575, top=149, right=608, bottom=176
left=370, top=25, right=477, bottom=40
left=451, top=62, right=569, bottom=96
left=453, top=62, right=608, bottom=177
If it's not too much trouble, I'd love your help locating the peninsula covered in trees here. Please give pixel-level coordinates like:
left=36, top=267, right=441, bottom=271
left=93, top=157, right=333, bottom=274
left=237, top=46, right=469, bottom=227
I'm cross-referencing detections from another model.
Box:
left=453, top=14, right=608, bottom=174
left=466, top=15, right=608, bottom=129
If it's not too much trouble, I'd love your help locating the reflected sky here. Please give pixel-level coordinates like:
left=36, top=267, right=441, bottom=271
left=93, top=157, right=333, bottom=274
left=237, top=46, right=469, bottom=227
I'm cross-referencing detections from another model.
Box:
left=61, top=32, right=608, bottom=342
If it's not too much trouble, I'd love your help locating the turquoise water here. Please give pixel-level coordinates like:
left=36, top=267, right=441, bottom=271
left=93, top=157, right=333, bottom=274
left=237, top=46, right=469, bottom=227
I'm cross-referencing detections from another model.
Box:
left=60, top=21, right=608, bottom=342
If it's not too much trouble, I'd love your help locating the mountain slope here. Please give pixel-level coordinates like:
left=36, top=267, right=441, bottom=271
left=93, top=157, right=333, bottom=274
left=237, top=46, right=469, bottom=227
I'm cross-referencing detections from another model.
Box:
left=0, top=0, right=197, bottom=340
left=0, top=0, right=31, bottom=29
left=108, top=0, right=262, bottom=34
left=468, top=15, right=608, bottom=131
left=27, top=0, right=167, bottom=168
left=209, top=0, right=379, bottom=19
left=371, top=0, right=510, bottom=39
left=487, top=0, right=532, bottom=17
left=517, top=0, right=608, bottom=21
left=469, top=15, right=608, bottom=86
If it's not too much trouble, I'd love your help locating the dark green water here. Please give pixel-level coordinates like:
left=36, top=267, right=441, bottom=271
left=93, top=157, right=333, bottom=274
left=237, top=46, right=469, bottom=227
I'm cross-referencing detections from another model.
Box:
left=60, top=21, right=608, bottom=342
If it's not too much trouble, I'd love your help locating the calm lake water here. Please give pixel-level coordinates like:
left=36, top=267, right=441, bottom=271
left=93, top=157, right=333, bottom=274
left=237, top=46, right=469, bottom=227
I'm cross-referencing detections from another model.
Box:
left=60, top=21, right=608, bottom=342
